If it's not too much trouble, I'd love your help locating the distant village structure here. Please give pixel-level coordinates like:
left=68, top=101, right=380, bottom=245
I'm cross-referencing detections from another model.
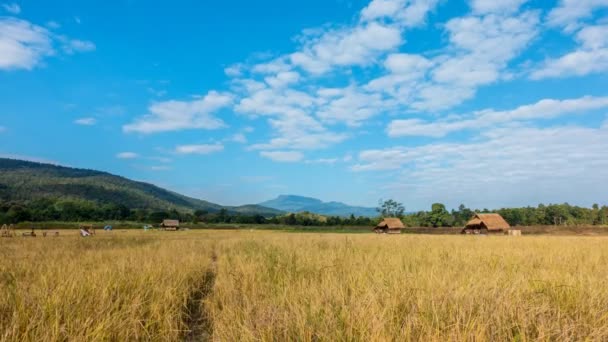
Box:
left=374, top=218, right=405, bottom=234
left=160, top=219, right=180, bottom=231
left=462, top=213, right=510, bottom=234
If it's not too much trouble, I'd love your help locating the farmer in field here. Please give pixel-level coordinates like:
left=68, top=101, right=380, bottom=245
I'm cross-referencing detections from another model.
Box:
left=80, top=228, right=91, bottom=237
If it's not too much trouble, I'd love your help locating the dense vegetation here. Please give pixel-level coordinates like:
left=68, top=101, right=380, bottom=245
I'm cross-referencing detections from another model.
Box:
left=0, top=158, right=280, bottom=219
left=1, top=158, right=606, bottom=227
left=2, top=197, right=607, bottom=228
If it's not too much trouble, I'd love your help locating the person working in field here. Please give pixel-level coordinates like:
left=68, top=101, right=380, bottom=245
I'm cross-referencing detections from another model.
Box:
left=80, top=228, right=91, bottom=237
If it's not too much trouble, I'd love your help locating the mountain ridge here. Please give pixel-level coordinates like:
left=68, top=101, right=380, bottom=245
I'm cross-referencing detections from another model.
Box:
left=259, top=194, right=377, bottom=217
left=0, top=158, right=281, bottom=216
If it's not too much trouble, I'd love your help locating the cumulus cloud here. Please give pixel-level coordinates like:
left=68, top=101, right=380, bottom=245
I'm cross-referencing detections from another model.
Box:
left=259, top=150, right=304, bottom=162
left=290, top=22, right=403, bottom=74
left=185, top=0, right=441, bottom=159
left=174, top=144, right=224, bottom=155
left=123, top=91, right=233, bottom=134
left=469, top=0, right=529, bottom=14
left=264, top=71, right=300, bottom=88
left=0, top=17, right=94, bottom=70
left=531, top=24, right=608, bottom=79
left=353, top=123, right=608, bottom=208
left=364, top=6, right=539, bottom=111
left=547, top=0, right=608, bottom=32
left=388, top=96, right=608, bottom=137
left=360, top=0, right=439, bottom=27
left=74, top=117, right=97, bottom=125
left=0, top=18, right=53, bottom=70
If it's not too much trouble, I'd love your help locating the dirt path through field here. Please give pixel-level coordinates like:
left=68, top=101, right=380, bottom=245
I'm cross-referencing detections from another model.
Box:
left=182, top=248, right=217, bottom=341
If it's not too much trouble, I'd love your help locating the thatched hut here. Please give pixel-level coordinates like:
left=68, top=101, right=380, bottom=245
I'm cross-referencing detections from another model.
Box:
left=160, top=219, right=180, bottom=231
left=462, top=213, right=510, bottom=234
left=374, top=218, right=405, bottom=234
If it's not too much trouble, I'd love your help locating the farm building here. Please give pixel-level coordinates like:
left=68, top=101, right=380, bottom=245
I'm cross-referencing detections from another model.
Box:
left=160, top=219, right=180, bottom=231
left=462, top=213, right=510, bottom=234
left=374, top=218, right=405, bottom=234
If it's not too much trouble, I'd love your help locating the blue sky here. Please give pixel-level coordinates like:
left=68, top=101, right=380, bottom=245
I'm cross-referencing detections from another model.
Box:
left=1, top=0, right=607, bottom=210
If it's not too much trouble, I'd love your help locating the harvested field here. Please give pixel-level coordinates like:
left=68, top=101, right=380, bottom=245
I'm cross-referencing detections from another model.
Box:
left=2, top=230, right=608, bottom=340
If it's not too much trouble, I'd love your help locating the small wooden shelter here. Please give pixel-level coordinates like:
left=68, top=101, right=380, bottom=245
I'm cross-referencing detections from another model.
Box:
left=160, top=219, right=180, bottom=231
left=462, top=213, right=510, bottom=234
left=374, top=218, right=405, bottom=234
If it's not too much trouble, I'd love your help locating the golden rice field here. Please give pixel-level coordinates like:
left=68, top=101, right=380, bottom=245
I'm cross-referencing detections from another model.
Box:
left=2, top=230, right=608, bottom=341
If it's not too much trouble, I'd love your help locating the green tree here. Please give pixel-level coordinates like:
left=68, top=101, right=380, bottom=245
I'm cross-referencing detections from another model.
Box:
left=425, top=203, right=453, bottom=227
left=377, top=199, right=405, bottom=218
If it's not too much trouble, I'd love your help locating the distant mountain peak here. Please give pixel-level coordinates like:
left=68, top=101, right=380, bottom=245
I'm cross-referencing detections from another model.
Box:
left=259, top=195, right=377, bottom=217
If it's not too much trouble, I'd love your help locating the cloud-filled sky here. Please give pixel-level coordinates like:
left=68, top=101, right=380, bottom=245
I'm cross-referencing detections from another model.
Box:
left=1, top=0, right=607, bottom=210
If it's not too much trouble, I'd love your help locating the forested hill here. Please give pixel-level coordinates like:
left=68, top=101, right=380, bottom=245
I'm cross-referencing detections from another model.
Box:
left=0, top=158, right=280, bottom=216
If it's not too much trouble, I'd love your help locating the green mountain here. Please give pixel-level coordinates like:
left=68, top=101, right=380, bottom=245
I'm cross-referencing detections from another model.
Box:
left=0, top=158, right=281, bottom=216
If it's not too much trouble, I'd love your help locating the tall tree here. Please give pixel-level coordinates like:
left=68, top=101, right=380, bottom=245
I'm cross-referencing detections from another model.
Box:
left=377, top=199, right=405, bottom=218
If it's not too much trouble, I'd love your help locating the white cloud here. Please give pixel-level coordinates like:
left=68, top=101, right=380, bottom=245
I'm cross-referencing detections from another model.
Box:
left=388, top=95, right=608, bottom=137
left=531, top=25, right=608, bottom=79
left=251, top=57, right=291, bottom=74
left=201, top=0, right=441, bottom=155
left=264, top=71, right=300, bottom=88
left=224, top=63, right=243, bottom=77
left=116, top=152, right=138, bottom=159
left=2, top=3, right=20, bottom=14
left=74, top=117, right=97, bottom=125
left=364, top=8, right=539, bottom=111
left=0, top=17, right=94, bottom=70
left=0, top=18, right=53, bottom=70
left=316, top=86, right=393, bottom=126
left=385, top=53, right=433, bottom=74
left=61, top=38, right=95, bottom=54
left=290, top=22, right=403, bottom=74
left=547, top=0, right=608, bottom=31
left=433, top=11, right=539, bottom=86
left=360, top=0, right=439, bottom=27
left=259, top=150, right=304, bottom=162
left=174, top=144, right=224, bottom=155
left=469, top=0, right=529, bottom=14
left=353, top=124, right=608, bottom=208
left=123, top=91, right=233, bottom=134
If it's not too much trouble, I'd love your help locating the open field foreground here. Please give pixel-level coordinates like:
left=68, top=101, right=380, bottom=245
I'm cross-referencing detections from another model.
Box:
left=2, top=231, right=608, bottom=341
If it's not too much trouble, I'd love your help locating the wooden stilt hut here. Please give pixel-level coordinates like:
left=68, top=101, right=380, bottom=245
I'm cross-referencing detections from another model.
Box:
left=374, top=218, right=405, bottom=234
left=160, top=219, right=180, bottom=231
left=462, top=213, right=510, bottom=234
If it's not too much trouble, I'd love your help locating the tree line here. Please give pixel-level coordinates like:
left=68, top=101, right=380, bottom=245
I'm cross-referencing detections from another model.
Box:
left=381, top=201, right=608, bottom=227
left=1, top=198, right=607, bottom=227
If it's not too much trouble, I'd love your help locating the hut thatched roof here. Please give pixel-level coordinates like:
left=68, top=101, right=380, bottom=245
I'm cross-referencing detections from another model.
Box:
left=465, top=213, right=510, bottom=230
left=376, top=218, right=405, bottom=230
left=162, top=219, right=180, bottom=227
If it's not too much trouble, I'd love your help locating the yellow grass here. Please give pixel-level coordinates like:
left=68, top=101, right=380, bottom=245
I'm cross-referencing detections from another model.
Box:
left=2, top=230, right=608, bottom=341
